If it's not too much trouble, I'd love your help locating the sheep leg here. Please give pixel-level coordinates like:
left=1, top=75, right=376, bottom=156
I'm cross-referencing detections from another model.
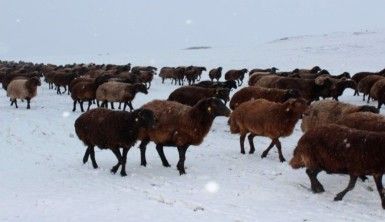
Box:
left=156, top=144, right=171, bottom=167
left=72, top=100, right=77, bottom=112
left=118, top=102, right=122, bottom=110
left=66, top=86, right=70, bottom=95
left=378, top=101, right=382, bottom=110
left=82, top=147, right=91, bottom=164
left=274, top=139, right=286, bottom=162
left=123, top=102, right=127, bottom=111
left=306, top=169, right=325, bottom=193
left=10, top=99, right=14, bottom=106
left=247, top=134, right=256, bottom=154
left=120, top=147, right=130, bottom=177
left=334, top=175, right=358, bottom=201
left=14, top=99, right=18, bottom=109
left=87, top=100, right=92, bottom=111
left=367, top=95, right=371, bottom=103
left=56, top=86, right=61, bottom=94
left=139, top=140, right=149, bottom=166
left=80, top=101, right=85, bottom=112
left=96, top=100, right=100, bottom=107
left=26, top=98, right=31, bottom=109
left=128, top=102, right=134, bottom=112
left=362, top=94, right=366, bottom=101
left=89, top=146, right=98, bottom=169
left=240, top=134, right=246, bottom=154
left=110, top=148, right=122, bottom=174
left=261, top=140, right=275, bottom=159
left=373, top=174, right=385, bottom=209
left=110, top=102, right=115, bottom=109
left=176, top=146, right=188, bottom=175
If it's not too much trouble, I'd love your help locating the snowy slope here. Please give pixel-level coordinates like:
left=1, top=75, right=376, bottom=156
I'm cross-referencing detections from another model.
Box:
left=1, top=31, right=385, bottom=221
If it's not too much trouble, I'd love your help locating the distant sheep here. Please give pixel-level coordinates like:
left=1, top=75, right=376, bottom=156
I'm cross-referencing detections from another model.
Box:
left=193, top=80, right=237, bottom=91
left=369, top=78, right=385, bottom=109
left=224, top=69, right=248, bottom=86
left=209, top=67, right=222, bottom=82
left=6, top=77, right=41, bottom=109
left=74, top=108, right=155, bottom=176
left=229, top=98, right=307, bottom=161
left=96, top=82, right=148, bottom=111
left=290, top=124, right=385, bottom=209
left=352, top=68, right=385, bottom=95
left=249, top=67, right=278, bottom=76
left=357, top=75, right=384, bottom=102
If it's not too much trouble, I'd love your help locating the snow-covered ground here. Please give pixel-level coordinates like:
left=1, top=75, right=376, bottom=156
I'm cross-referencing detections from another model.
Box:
left=1, top=31, right=385, bottom=221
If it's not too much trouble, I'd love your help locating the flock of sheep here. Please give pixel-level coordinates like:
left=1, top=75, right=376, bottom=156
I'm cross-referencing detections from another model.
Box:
left=2, top=60, right=385, bottom=209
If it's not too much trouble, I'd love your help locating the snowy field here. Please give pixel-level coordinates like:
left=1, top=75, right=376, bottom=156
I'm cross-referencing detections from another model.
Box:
left=1, top=31, right=385, bottom=221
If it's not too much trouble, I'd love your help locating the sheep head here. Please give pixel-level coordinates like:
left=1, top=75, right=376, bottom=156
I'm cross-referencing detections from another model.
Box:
left=132, top=108, right=155, bottom=129
left=285, top=98, right=308, bottom=117
left=214, top=88, right=231, bottom=104
left=311, top=66, right=321, bottom=73
left=284, top=89, right=300, bottom=101
left=226, top=80, right=237, bottom=90
left=218, top=67, right=223, bottom=72
left=196, top=98, right=231, bottom=117
left=271, top=67, right=279, bottom=73
left=132, top=83, right=148, bottom=95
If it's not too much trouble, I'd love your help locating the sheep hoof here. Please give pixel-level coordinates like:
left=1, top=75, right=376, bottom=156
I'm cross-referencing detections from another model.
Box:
left=92, top=163, right=98, bottom=169
left=279, top=157, right=286, bottom=162
left=312, top=185, right=325, bottom=193
left=140, top=162, right=147, bottom=167
left=163, top=163, right=171, bottom=167
left=110, top=166, right=119, bottom=174
left=241, top=151, right=246, bottom=155
left=120, top=171, right=127, bottom=177
left=360, top=175, right=368, bottom=182
left=261, top=153, right=267, bottom=159
left=249, top=150, right=255, bottom=154
left=334, top=195, right=343, bottom=201
left=179, top=171, right=186, bottom=175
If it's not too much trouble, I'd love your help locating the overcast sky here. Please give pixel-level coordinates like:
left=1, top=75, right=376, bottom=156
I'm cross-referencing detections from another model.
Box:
left=1, top=0, right=385, bottom=58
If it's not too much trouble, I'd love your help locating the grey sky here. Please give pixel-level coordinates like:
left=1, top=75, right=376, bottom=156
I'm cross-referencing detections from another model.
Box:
left=1, top=0, right=385, bottom=58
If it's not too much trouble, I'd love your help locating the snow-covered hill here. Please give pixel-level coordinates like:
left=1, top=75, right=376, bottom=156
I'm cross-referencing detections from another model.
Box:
left=1, top=31, right=385, bottom=221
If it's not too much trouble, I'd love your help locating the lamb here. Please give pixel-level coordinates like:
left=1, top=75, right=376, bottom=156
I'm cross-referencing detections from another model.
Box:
left=137, top=98, right=231, bottom=175
left=224, top=68, right=248, bottom=86
left=301, top=100, right=379, bottom=132
left=168, top=86, right=230, bottom=106
left=229, top=86, right=300, bottom=110
left=290, top=124, right=385, bottom=209
left=208, top=67, right=222, bottom=82
left=192, top=80, right=237, bottom=91
left=369, top=78, right=385, bottom=109
left=357, top=75, right=384, bottom=102
left=229, top=98, right=307, bottom=161
left=96, top=82, right=148, bottom=111
left=6, top=77, right=41, bottom=109
left=74, top=108, right=155, bottom=176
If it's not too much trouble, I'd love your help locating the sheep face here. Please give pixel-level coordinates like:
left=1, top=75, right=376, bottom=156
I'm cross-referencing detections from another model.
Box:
left=227, top=80, right=237, bottom=90
left=342, top=72, right=351, bottom=78
left=133, top=83, right=148, bottom=94
left=311, top=66, right=321, bottom=73
left=285, top=98, right=308, bottom=116
left=271, top=67, right=278, bottom=73
left=285, top=89, right=300, bottom=101
left=215, top=88, right=231, bottom=103
left=30, top=77, right=41, bottom=86
left=202, top=98, right=231, bottom=117
left=218, top=67, right=223, bottom=72
left=318, top=69, right=330, bottom=75
left=132, top=108, right=155, bottom=129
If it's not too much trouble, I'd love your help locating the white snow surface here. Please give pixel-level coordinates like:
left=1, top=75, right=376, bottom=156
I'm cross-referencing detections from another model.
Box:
left=1, top=31, right=385, bottom=221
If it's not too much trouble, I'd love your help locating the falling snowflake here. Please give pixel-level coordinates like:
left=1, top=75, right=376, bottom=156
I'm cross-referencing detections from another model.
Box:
left=62, top=111, right=70, bottom=118
left=185, top=19, right=193, bottom=25
left=205, top=181, right=219, bottom=193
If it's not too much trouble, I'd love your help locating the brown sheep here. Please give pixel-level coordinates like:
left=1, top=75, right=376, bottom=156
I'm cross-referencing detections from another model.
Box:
left=337, top=112, right=385, bottom=132
left=69, top=77, right=94, bottom=93
left=301, top=100, right=379, bottom=132
left=369, top=78, right=385, bottom=109
left=256, top=76, right=332, bottom=102
left=224, top=68, right=248, bottom=86
left=52, top=72, right=79, bottom=95
left=290, top=124, right=385, bottom=208
left=229, top=98, right=307, bottom=161
left=209, top=67, right=222, bottom=82
left=138, top=98, right=231, bottom=174
left=71, top=80, right=100, bottom=112
left=352, top=68, right=385, bottom=95
left=192, top=80, right=237, bottom=91
left=248, top=67, right=278, bottom=76
left=168, top=86, right=230, bottom=106
left=159, top=67, right=185, bottom=85
left=96, top=82, right=148, bottom=111
left=74, top=108, right=155, bottom=176
left=357, top=75, right=384, bottom=102
left=6, top=77, right=41, bottom=109
left=315, top=76, right=357, bottom=101
left=229, top=86, right=300, bottom=110
left=248, top=72, right=273, bottom=86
